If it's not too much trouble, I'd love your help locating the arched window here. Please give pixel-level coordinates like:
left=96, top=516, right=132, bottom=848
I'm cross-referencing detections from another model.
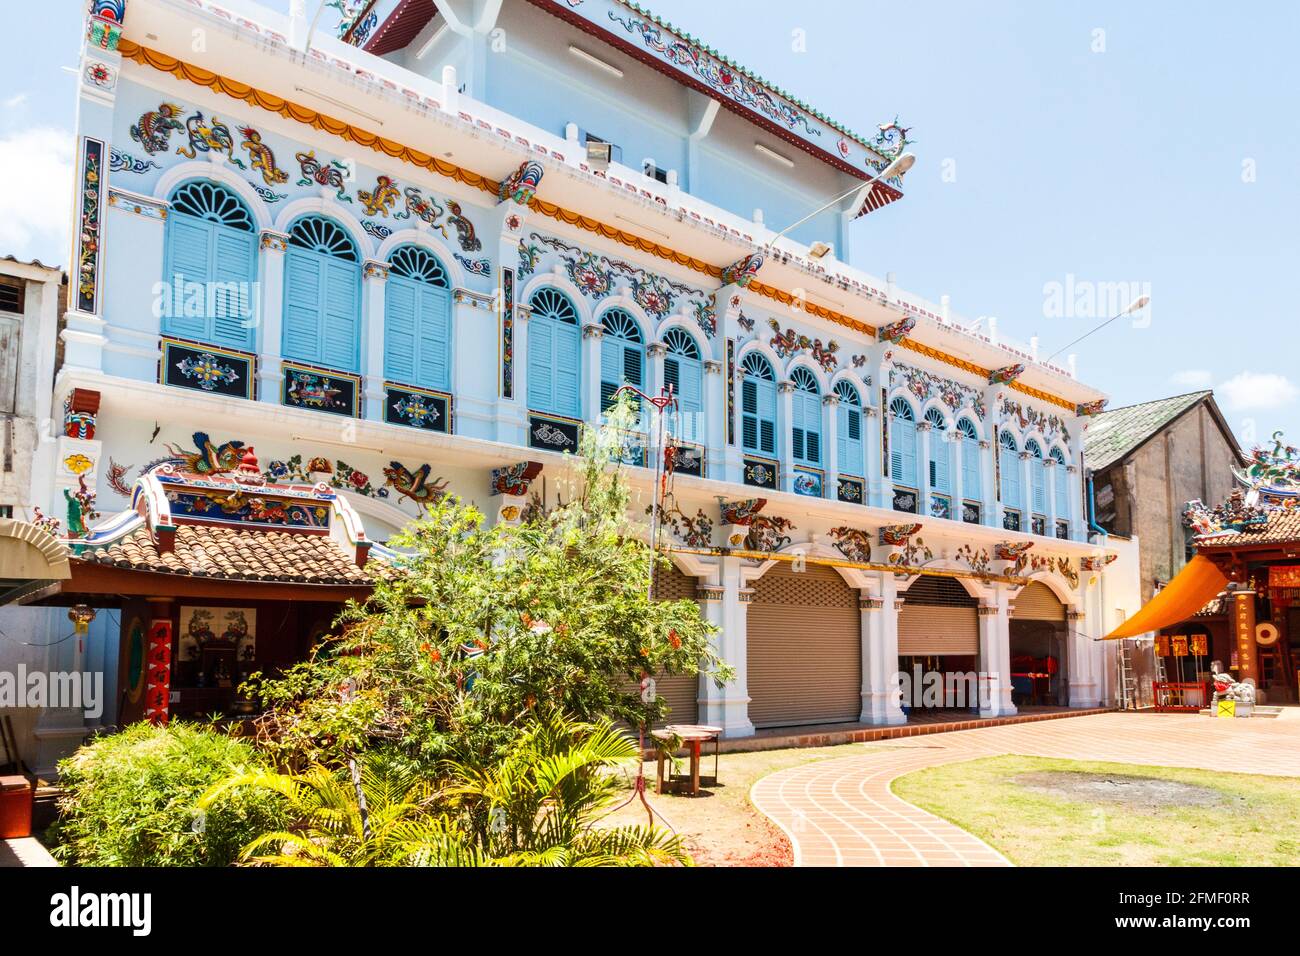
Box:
left=384, top=245, right=451, bottom=391
left=790, top=367, right=821, bottom=468
left=162, top=180, right=257, bottom=349
left=889, top=397, right=918, bottom=488
left=526, top=288, right=581, bottom=419
left=957, top=417, right=982, bottom=503
left=925, top=407, right=950, bottom=495
left=999, top=430, right=1022, bottom=512
left=1051, top=447, right=1070, bottom=523
left=835, top=380, right=863, bottom=477
left=282, top=215, right=361, bottom=372
left=599, top=308, right=644, bottom=412
left=663, top=328, right=703, bottom=444
left=740, top=352, right=776, bottom=456
left=1027, top=439, right=1047, bottom=514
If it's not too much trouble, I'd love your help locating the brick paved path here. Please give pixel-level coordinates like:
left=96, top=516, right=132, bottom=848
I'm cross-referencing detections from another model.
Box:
left=750, top=711, right=1300, bottom=867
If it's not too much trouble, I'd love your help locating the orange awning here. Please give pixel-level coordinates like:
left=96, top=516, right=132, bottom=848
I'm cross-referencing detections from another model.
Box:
left=1104, top=554, right=1228, bottom=639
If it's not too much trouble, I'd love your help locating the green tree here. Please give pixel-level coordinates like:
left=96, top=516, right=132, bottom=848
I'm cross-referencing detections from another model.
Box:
left=248, top=395, right=731, bottom=770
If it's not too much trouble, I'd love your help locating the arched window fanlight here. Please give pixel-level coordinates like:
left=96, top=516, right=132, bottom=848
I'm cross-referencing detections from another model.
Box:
left=389, top=245, right=449, bottom=287
left=169, top=180, right=254, bottom=231
left=663, top=327, right=700, bottom=359
left=529, top=287, right=579, bottom=325
left=289, top=215, right=358, bottom=261
left=600, top=307, right=643, bottom=343
left=741, top=351, right=775, bottom=380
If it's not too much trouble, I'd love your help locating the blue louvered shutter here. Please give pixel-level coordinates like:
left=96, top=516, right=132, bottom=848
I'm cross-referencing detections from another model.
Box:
left=320, top=259, right=359, bottom=372
left=1000, top=439, right=1021, bottom=510
left=383, top=280, right=418, bottom=384
left=282, top=251, right=322, bottom=363
left=209, top=229, right=256, bottom=349
left=418, top=284, right=451, bottom=389
left=927, top=412, right=951, bottom=494
left=838, top=403, right=863, bottom=476
left=674, top=355, right=702, bottom=443
left=793, top=391, right=820, bottom=466
left=600, top=336, right=622, bottom=410
left=1054, top=453, right=1070, bottom=517
left=162, top=216, right=213, bottom=342
left=962, top=432, right=982, bottom=501
left=890, top=410, right=917, bottom=487
left=553, top=322, right=580, bottom=418
left=741, top=378, right=759, bottom=451
left=527, top=318, right=554, bottom=411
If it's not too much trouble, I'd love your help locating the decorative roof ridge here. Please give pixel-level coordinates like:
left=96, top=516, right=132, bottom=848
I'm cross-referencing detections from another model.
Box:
left=615, top=0, right=881, bottom=152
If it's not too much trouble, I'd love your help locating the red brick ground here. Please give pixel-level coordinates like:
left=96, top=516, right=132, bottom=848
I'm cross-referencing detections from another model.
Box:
left=750, top=710, right=1300, bottom=867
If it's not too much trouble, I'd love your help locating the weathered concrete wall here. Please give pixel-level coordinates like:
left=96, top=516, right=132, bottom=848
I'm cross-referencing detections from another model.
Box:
left=1115, top=402, right=1239, bottom=603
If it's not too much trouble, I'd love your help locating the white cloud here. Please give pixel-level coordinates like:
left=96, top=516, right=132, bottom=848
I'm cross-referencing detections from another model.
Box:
left=1169, top=369, right=1214, bottom=389
left=1216, top=371, right=1300, bottom=411
left=4, top=93, right=28, bottom=110
left=0, top=126, right=74, bottom=265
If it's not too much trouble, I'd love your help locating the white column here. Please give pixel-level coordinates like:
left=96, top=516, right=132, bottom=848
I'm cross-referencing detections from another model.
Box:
left=952, top=431, right=966, bottom=522
left=704, top=359, right=723, bottom=479
left=646, top=340, right=666, bottom=445
left=698, top=557, right=754, bottom=737
left=981, top=439, right=997, bottom=527
left=1020, top=451, right=1034, bottom=532
left=778, top=380, right=795, bottom=493
left=917, top=420, right=933, bottom=517
left=864, top=406, right=882, bottom=502
left=859, top=575, right=906, bottom=724
left=361, top=260, right=388, bottom=421
left=1045, top=457, right=1055, bottom=535
left=581, top=323, right=603, bottom=426
left=1065, top=605, right=1098, bottom=707
left=822, top=392, right=839, bottom=499
left=978, top=586, right=1017, bottom=717
left=512, top=309, right=530, bottom=443
left=256, top=231, right=288, bottom=405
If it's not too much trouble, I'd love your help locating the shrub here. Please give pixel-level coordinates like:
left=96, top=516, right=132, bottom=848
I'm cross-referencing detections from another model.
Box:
left=53, top=721, right=287, bottom=867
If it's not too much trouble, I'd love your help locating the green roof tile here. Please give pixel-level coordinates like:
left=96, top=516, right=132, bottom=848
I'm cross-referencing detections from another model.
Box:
left=1083, top=391, right=1212, bottom=471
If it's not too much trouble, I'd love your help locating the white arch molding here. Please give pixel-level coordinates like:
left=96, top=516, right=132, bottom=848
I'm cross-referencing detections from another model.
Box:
left=655, top=314, right=712, bottom=361
left=828, top=367, right=872, bottom=405
left=743, top=538, right=873, bottom=591
left=273, top=195, right=376, bottom=260
left=153, top=160, right=276, bottom=233
left=517, top=273, right=594, bottom=327
left=590, top=293, right=655, bottom=343
left=374, top=227, right=469, bottom=290
left=1018, top=569, right=1079, bottom=608
left=785, top=354, right=832, bottom=394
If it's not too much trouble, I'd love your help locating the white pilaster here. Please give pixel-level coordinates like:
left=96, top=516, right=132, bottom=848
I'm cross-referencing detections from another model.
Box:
left=581, top=322, right=603, bottom=427
left=822, top=392, right=839, bottom=500
left=256, top=231, right=288, bottom=404
left=978, top=586, right=1018, bottom=717
left=361, top=259, right=388, bottom=421
left=777, top=379, right=795, bottom=493
left=859, top=574, right=906, bottom=724
left=698, top=557, right=755, bottom=737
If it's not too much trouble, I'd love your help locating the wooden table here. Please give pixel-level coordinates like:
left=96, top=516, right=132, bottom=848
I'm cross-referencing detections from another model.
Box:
left=652, top=724, right=722, bottom=797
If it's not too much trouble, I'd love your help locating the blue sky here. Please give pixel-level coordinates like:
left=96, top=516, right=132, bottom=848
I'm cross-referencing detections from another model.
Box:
left=6, top=1, right=1297, bottom=448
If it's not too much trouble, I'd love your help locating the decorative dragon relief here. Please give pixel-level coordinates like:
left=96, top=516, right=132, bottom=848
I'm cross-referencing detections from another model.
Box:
left=1079, top=553, right=1118, bottom=572
left=744, top=514, right=796, bottom=553
left=891, top=363, right=986, bottom=420
left=768, top=319, right=839, bottom=372
left=1011, top=552, right=1079, bottom=589
left=649, top=499, right=714, bottom=549
left=828, top=526, right=873, bottom=563
left=994, top=541, right=1033, bottom=562
left=878, top=522, right=923, bottom=547
left=1000, top=398, right=1072, bottom=449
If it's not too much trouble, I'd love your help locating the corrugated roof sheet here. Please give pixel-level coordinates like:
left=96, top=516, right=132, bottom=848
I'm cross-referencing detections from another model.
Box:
left=1083, top=391, right=1211, bottom=471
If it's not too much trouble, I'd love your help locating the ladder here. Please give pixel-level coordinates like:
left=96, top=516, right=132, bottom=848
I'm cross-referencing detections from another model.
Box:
left=1117, top=640, right=1139, bottom=710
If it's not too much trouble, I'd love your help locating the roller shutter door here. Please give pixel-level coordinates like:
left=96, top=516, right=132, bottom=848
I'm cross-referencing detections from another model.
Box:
left=748, top=562, right=860, bottom=728
left=646, top=564, right=699, bottom=726
left=1012, top=581, right=1066, bottom=621
left=898, top=575, right=979, bottom=655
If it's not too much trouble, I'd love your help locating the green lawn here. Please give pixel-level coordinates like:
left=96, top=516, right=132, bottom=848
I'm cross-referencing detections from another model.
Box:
left=891, top=755, right=1300, bottom=867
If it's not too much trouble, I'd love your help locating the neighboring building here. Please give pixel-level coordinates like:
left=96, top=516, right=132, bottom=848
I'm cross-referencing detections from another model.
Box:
left=1085, top=391, right=1243, bottom=603
left=0, top=257, right=64, bottom=521
left=6, top=0, right=1143, bottom=743
left=0, top=257, right=80, bottom=778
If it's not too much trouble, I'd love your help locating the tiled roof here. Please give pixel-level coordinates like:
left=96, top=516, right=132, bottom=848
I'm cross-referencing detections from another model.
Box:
left=1196, top=505, right=1300, bottom=550
left=77, top=524, right=383, bottom=585
left=1084, top=391, right=1212, bottom=471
